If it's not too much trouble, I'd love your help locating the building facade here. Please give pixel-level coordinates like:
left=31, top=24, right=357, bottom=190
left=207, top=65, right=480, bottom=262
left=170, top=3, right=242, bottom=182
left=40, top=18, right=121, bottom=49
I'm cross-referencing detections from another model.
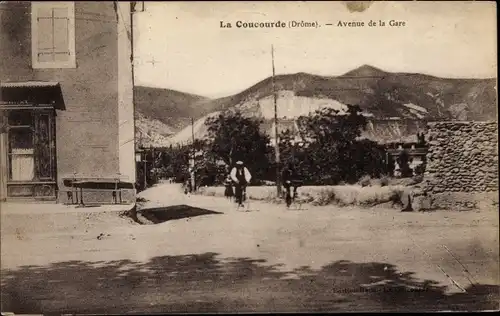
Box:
left=0, top=1, right=136, bottom=203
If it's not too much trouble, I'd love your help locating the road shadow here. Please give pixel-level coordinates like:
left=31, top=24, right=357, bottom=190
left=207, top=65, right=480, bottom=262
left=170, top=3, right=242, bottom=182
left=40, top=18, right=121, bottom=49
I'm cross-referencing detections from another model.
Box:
left=141, top=205, right=223, bottom=224
left=1, top=253, right=498, bottom=314
left=123, top=205, right=223, bottom=224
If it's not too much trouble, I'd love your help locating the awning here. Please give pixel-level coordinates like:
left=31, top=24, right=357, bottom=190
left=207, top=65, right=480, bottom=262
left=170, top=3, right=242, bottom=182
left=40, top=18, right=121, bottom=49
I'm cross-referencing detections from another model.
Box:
left=0, top=81, right=60, bottom=88
left=0, top=81, right=65, bottom=110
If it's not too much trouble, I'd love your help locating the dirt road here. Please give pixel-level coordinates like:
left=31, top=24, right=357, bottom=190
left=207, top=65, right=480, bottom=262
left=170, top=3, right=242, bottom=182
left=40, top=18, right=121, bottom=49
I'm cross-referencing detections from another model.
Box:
left=1, top=183, right=498, bottom=313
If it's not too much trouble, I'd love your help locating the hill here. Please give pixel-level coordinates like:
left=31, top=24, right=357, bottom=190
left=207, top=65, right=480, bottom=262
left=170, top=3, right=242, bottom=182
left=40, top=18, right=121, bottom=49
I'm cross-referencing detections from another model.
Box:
left=136, top=65, right=497, bottom=146
left=134, top=86, right=210, bottom=131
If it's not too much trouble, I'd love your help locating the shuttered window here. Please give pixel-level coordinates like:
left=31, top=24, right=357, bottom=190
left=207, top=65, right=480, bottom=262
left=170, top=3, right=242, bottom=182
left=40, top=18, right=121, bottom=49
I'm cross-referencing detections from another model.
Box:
left=31, top=2, right=76, bottom=68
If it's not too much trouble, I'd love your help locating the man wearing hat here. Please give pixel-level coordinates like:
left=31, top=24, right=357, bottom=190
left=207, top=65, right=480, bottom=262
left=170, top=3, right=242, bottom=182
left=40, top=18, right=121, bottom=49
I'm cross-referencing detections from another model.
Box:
left=230, top=160, right=252, bottom=207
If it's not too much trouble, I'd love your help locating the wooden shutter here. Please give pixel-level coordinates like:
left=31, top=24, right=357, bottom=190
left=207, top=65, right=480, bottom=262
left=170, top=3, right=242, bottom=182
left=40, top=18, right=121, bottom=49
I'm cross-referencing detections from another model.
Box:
left=52, top=7, right=70, bottom=62
left=35, top=5, right=70, bottom=63
left=36, top=7, right=54, bottom=62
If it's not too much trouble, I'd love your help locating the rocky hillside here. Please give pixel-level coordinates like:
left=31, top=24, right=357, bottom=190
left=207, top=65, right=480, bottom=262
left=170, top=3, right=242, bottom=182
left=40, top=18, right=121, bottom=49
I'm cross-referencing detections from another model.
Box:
left=135, top=111, right=174, bottom=148
left=136, top=65, right=497, bottom=146
left=208, top=65, right=497, bottom=121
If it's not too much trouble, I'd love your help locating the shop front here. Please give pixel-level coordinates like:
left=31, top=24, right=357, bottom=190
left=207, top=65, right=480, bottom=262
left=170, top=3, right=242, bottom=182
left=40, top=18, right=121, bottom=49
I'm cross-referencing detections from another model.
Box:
left=0, top=81, right=64, bottom=201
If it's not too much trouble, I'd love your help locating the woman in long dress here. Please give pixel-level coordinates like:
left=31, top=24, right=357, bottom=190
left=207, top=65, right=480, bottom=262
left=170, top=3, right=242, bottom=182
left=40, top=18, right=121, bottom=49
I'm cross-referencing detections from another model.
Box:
left=223, top=174, right=234, bottom=200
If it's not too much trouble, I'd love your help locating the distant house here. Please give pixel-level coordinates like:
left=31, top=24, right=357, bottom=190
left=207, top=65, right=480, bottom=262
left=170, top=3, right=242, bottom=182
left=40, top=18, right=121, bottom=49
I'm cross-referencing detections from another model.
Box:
left=385, top=137, right=428, bottom=177
left=0, top=1, right=136, bottom=203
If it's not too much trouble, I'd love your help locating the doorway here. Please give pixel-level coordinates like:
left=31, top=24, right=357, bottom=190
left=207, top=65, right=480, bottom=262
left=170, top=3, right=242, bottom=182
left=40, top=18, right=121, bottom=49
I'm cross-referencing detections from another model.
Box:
left=3, top=108, right=57, bottom=200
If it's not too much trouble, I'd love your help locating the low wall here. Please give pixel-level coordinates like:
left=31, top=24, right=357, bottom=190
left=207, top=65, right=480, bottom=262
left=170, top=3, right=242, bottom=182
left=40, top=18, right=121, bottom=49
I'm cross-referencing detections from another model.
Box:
left=423, top=121, right=498, bottom=210
left=196, top=184, right=407, bottom=208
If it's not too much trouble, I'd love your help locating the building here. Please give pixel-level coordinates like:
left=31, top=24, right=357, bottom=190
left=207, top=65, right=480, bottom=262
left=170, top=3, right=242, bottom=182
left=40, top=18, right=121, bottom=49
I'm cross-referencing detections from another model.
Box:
left=385, top=141, right=428, bottom=177
left=0, top=1, right=136, bottom=203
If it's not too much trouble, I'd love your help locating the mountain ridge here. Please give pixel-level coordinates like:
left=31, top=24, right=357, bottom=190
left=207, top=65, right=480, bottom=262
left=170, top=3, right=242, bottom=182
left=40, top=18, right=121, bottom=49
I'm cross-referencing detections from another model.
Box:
left=134, top=65, right=497, bottom=147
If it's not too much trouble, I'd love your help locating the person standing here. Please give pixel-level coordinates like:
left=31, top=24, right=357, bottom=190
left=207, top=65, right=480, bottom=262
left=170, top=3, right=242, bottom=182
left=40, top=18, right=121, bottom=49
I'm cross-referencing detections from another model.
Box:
left=183, top=178, right=192, bottom=195
left=230, top=161, right=252, bottom=207
left=282, top=162, right=300, bottom=207
left=223, top=174, right=234, bottom=200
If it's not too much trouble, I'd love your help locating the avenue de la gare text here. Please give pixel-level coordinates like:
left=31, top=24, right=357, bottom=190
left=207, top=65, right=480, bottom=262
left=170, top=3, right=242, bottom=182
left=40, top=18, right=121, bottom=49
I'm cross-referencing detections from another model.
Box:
left=219, top=20, right=406, bottom=29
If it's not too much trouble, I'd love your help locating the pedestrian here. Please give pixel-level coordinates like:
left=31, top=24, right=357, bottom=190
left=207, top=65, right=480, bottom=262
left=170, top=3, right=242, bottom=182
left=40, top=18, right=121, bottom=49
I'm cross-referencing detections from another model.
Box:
left=281, top=162, right=300, bottom=207
left=223, top=174, right=234, bottom=200
left=230, top=161, right=252, bottom=207
left=183, top=178, right=192, bottom=195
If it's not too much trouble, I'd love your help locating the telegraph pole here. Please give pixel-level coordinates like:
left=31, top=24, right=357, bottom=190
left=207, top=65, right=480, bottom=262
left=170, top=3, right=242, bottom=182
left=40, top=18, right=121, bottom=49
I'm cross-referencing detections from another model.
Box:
left=152, top=146, right=156, bottom=183
left=191, top=117, right=195, bottom=145
left=271, top=45, right=281, bottom=197
left=130, top=2, right=138, bottom=188
left=190, top=117, right=196, bottom=191
left=291, top=119, right=296, bottom=164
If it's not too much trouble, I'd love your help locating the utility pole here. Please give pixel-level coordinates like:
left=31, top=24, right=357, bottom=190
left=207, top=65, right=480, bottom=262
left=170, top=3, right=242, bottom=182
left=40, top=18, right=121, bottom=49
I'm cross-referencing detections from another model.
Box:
left=271, top=45, right=281, bottom=197
left=152, top=146, right=156, bottom=183
left=143, top=153, right=147, bottom=189
left=191, top=117, right=195, bottom=146
left=130, top=3, right=139, bottom=188
left=291, top=119, right=296, bottom=164
left=130, top=2, right=135, bottom=94
left=190, top=117, right=196, bottom=191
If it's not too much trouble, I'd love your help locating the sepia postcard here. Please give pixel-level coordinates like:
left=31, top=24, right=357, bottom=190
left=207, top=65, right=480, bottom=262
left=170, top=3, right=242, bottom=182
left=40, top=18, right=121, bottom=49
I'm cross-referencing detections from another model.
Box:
left=0, top=0, right=498, bottom=314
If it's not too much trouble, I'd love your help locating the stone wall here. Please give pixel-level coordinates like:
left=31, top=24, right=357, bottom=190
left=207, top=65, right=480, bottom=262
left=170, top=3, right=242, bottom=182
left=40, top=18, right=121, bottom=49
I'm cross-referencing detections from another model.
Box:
left=422, top=121, right=498, bottom=210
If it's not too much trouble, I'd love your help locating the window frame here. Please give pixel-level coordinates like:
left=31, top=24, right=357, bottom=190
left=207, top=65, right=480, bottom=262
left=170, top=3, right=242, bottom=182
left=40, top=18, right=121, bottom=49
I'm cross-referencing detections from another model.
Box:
left=8, top=126, right=36, bottom=182
left=6, top=111, right=35, bottom=182
left=31, top=1, right=76, bottom=69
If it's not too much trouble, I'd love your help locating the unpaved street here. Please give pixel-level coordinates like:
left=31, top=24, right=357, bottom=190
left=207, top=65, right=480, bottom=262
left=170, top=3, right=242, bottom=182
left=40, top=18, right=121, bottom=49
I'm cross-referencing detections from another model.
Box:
left=1, top=183, right=498, bottom=313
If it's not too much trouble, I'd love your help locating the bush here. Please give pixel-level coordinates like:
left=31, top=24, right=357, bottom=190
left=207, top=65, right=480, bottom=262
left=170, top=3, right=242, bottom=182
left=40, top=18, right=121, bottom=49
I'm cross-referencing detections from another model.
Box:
left=380, top=176, right=390, bottom=187
left=359, top=175, right=372, bottom=187
left=312, top=188, right=338, bottom=206
left=330, top=185, right=405, bottom=207
left=414, top=163, right=426, bottom=176
left=389, top=188, right=405, bottom=206
left=410, top=175, right=424, bottom=185
left=204, top=190, right=216, bottom=197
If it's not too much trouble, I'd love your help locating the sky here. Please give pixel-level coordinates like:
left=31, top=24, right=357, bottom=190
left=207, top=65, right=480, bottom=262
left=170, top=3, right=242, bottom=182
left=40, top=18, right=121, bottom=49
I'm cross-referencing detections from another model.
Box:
left=133, top=1, right=497, bottom=98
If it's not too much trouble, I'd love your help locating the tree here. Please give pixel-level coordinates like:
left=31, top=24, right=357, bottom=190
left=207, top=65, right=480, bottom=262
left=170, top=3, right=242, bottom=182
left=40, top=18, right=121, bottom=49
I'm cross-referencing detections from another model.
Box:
left=190, top=139, right=220, bottom=187
left=300, top=105, right=366, bottom=144
left=297, top=105, right=368, bottom=183
left=349, top=139, right=387, bottom=179
left=204, top=111, right=272, bottom=181
left=158, top=145, right=190, bottom=182
left=278, top=129, right=297, bottom=166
